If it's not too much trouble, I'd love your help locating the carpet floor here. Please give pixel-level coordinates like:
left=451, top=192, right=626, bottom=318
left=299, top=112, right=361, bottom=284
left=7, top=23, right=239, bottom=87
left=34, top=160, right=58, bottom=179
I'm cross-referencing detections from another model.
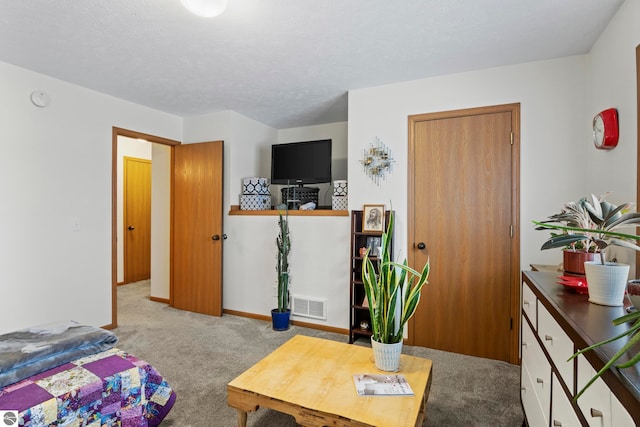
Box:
left=114, top=281, right=524, bottom=426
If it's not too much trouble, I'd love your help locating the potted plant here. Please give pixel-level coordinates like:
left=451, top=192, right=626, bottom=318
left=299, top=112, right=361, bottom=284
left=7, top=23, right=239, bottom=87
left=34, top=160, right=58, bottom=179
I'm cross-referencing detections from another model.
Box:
left=271, top=210, right=291, bottom=331
left=540, top=200, right=601, bottom=275
left=534, top=193, right=640, bottom=399
left=361, top=211, right=430, bottom=371
left=533, top=193, right=640, bottom=306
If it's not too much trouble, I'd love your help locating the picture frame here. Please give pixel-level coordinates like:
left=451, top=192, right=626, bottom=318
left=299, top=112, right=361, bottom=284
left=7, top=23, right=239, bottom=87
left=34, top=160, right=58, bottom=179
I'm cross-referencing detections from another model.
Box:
left=366, top=236, right=382, bottom=257
left=362, top=204, right=385, bottom=233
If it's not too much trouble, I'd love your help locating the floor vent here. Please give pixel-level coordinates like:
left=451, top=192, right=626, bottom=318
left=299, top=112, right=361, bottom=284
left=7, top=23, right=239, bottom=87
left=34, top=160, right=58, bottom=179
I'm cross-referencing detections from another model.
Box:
left=292, top=295, right=327, bottom=320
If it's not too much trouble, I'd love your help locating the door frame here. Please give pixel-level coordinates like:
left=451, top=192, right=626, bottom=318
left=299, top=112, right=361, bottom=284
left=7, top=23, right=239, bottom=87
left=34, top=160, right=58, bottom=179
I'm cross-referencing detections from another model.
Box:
left=407, top=103, right=521, bottom=364
left=110, top=127, right=181, bottom=329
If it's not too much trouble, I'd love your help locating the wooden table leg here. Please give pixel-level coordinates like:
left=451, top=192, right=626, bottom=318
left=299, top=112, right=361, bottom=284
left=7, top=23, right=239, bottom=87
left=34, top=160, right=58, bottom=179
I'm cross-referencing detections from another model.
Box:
left=236, top=409, right=247, bottom=427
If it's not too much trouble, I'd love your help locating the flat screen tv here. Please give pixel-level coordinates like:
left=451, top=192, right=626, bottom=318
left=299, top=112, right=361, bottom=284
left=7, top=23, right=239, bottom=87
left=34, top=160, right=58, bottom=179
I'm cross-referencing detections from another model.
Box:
left=271, top=139, right=332, bottom=186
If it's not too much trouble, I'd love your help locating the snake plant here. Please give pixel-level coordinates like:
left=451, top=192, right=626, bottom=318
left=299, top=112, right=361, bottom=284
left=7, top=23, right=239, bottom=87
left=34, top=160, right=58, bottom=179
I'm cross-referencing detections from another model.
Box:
left=361, top=212, right=430, bottom=344
left=569, top=309, right=640, bottom=400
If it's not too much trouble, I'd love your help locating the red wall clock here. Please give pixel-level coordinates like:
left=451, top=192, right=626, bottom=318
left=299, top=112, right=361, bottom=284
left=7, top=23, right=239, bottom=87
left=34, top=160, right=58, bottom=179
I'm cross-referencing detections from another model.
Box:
left=593, top=108, right=619, bottom=149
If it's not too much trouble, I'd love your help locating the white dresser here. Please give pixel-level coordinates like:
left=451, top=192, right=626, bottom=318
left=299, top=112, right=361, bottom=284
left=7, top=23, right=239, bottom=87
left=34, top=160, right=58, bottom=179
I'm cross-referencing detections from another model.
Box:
left=521, top=271, right=639, bottom=426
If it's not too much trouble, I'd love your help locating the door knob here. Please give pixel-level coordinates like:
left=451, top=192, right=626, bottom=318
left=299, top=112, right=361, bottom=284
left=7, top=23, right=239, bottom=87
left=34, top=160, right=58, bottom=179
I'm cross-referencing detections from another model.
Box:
left=222, top=234, right=228, bottom=240
left=417, top=242, right=426, bottom=250
left=128, top=226, right=135, bottom=231
left=212, top=235, right=220, bottom=241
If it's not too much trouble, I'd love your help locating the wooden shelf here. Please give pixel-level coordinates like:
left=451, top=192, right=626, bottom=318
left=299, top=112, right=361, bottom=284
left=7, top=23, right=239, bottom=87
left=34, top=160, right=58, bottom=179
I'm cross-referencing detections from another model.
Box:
left=229, top=205, right=348, bottom=216
left=349, top=210, right=392, bottom=344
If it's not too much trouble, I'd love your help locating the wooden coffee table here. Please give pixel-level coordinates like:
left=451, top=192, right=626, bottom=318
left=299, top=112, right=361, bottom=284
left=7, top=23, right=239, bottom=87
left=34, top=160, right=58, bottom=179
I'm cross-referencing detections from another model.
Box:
left=227, top=335, right=432, bottom=427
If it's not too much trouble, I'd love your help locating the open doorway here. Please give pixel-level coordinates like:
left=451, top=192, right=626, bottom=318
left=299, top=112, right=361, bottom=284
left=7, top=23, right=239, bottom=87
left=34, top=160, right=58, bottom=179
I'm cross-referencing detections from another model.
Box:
left=111, top=127, right=180, bottom=329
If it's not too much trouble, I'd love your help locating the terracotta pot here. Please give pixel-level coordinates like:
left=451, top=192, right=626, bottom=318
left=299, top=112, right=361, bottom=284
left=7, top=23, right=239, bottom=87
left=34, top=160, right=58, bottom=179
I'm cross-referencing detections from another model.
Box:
left=563, top=250, right=601, bottom=275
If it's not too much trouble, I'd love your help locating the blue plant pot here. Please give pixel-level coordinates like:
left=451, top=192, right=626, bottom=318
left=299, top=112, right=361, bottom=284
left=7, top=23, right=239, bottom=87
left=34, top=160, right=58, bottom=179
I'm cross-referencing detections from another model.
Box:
left=271, top=309, right=291, bottom=331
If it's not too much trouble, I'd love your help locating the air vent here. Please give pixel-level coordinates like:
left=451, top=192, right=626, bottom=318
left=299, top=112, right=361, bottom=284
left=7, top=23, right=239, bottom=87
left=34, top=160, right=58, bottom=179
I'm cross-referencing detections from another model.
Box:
left=292, top=295, right=327, bottom=320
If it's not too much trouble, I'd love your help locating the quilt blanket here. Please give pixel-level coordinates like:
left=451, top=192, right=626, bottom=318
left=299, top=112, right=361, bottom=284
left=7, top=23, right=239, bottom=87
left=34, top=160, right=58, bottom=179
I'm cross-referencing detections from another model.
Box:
left=0, top=321, right=118, bottom=388
left=0, top=348, right=176, bottom=427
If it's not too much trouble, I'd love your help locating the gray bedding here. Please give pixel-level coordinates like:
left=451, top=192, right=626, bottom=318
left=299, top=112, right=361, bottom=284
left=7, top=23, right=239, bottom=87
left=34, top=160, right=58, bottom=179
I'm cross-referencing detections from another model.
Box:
left=0, top=320, right=118, bottom=388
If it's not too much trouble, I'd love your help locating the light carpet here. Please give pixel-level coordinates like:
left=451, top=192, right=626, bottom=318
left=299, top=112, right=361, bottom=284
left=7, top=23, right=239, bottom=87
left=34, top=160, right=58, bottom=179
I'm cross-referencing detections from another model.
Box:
left=114, top=281, right=524, bottom=426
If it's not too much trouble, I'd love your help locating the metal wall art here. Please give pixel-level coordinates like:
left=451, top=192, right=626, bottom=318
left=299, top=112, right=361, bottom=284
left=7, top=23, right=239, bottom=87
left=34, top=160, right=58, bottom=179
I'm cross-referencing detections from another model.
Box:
left=360, top=137, right=394, bottom=185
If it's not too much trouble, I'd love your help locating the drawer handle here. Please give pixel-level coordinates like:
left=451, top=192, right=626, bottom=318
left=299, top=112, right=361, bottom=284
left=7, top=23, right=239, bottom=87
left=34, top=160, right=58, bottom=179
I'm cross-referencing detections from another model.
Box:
left=590, top=408, right=603, bottom=418
left=523, top=300, right=530, bottom=306
left=521, top=386, right=526, bottom=391
left=553, top=421, right=562, bottom=427
left=545, top=334, right=553, bottom=341
left=522, top=342, right=528, bottom=347
left=536, top=378, right=544, bottom=384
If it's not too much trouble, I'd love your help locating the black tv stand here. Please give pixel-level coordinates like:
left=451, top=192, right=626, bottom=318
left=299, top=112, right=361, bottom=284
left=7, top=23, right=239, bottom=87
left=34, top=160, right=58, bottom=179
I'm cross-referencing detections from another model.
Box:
left=281, top=186, right=319, bottom=209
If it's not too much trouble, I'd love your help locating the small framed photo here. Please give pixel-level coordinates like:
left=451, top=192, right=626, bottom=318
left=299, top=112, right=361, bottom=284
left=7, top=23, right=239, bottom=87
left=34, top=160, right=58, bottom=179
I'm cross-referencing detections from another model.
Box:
left=366, top=236, right=382, bottom=257
left=362, top=204, right=385, bottom=233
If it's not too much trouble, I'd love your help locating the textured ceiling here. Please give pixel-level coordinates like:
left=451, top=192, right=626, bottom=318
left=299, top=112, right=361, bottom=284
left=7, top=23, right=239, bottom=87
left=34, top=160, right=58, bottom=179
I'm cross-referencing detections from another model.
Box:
left=0, top=0, right=625, bottom=129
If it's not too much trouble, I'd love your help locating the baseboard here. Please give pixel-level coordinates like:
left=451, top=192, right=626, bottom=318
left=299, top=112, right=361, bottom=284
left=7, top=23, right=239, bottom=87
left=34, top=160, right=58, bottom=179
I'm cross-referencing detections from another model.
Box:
left=150, top=296, right=169, bottom=304
left=223, top=309, right=349, bottom=336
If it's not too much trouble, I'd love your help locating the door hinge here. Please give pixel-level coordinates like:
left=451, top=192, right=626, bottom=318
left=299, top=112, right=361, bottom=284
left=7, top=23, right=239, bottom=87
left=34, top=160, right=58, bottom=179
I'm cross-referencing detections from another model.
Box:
left=510, top=225, right=513, bottom=238
left=510, top=132, right=513, bottom=145
left=510, top=317, right=513, bottom=330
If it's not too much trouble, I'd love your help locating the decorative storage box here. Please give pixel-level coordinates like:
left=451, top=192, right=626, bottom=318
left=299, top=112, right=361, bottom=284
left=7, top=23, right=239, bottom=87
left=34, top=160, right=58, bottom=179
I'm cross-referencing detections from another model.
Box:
left=242, top=177, right=270, bottom=195
left=240, top=195, right=271, bottom=210
left=332, top=196, right=348, bottom=210
left=333, top=180, right=348, bottom=197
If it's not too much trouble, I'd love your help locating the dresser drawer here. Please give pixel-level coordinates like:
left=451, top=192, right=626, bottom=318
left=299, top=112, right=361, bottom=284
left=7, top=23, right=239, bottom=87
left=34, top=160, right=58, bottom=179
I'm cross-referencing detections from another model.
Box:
left=538, top=301, right=574, bottom=390
left=522, top=362, right=548, bottom=427
left=522, top=320, right=551, bottom=426
left=577, top=355, right=634, bottom=427
left=522, top=281, right=537, bottom=326
left=551, top=373, right=581, bottom=427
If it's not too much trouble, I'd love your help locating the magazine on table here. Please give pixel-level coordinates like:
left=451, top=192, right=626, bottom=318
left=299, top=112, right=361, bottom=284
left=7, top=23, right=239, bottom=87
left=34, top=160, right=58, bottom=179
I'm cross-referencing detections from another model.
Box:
left=352, top=374, right=414, bottom=396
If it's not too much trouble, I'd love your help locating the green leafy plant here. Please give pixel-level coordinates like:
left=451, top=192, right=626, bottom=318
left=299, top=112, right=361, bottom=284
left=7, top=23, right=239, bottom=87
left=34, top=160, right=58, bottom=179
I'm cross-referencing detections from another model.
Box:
left=533, top=192, right=640, bottom=400
left=361, top=212, right=430, bottom=344
left=569, top=309, right=640, bottom=400
left=275, top=211, right=290, bottom=313
left=533, top=193, right=640, bottom=263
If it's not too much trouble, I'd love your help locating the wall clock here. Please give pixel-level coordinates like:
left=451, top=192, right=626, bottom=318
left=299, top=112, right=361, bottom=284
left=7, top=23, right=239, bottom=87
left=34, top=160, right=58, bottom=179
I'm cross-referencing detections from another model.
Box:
left=593, top=108, right=618, bottom=150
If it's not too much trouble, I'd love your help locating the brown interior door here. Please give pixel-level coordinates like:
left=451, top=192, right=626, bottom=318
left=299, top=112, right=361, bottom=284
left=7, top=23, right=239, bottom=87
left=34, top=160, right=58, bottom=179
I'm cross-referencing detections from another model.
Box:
left=124, top=157, right=151, bottom=284
left=172, top=140, right=224, bottom=316
left=408, top=105, right=520, bottom=363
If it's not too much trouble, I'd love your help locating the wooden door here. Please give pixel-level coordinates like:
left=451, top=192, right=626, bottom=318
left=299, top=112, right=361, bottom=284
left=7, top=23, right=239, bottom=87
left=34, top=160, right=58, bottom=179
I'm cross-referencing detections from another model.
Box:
left=408, top=104, right=520, bottom=363
left=172, top=141, right=224, bottom=316
left=124, top=157, right=151, bottom=283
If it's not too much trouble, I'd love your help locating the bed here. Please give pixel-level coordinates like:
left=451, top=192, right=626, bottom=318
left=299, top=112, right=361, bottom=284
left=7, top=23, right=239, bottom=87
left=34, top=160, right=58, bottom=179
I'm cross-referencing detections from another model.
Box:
left=0, top=321, right=176, bottom=426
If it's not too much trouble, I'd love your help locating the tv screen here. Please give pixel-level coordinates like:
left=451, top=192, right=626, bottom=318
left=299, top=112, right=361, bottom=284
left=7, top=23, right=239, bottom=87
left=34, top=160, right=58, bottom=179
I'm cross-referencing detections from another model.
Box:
left=271, top=139, right=332, bottom=185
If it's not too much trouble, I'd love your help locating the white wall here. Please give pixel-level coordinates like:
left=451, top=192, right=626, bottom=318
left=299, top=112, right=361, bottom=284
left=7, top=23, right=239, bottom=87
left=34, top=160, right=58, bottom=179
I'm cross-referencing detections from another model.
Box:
left=2, top=0, right=637, bottom=335
left=585, top=0, right=640, bottom=270
left=348, top=56, right=590, bottom=270
left=150, top=143, right=171, bottom=299
left=0, top=61, right=182, bottom=334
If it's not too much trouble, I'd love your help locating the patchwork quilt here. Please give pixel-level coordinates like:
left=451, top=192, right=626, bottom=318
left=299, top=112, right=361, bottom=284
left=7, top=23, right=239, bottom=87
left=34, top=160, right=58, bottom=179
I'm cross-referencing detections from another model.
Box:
left=0, top=348, right=176, bottom=427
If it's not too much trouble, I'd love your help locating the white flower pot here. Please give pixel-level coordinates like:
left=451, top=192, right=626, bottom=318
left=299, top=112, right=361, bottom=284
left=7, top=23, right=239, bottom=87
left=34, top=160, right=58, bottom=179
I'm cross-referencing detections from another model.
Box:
left=371, top=338, right=402, bottom=371
left=584, top=261, right=629, bottom=307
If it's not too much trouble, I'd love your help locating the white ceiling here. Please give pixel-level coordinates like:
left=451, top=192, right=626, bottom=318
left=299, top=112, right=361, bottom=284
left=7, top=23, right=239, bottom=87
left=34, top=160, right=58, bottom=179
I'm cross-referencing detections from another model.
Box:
left=0, top=0, right=625, bottom=129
